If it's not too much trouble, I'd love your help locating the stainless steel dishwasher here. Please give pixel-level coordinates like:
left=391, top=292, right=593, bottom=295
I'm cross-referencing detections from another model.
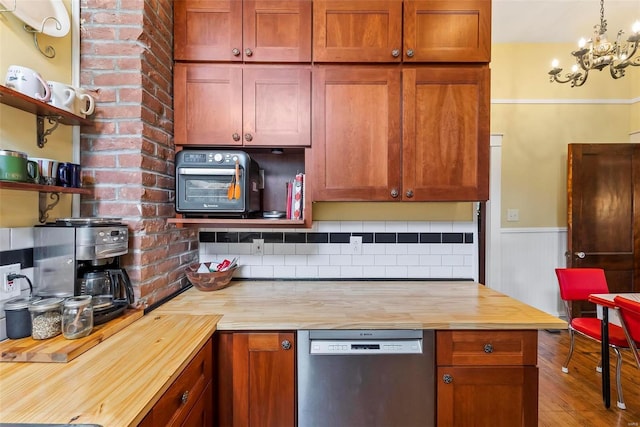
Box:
left=297, top=329, right=435, bottom=427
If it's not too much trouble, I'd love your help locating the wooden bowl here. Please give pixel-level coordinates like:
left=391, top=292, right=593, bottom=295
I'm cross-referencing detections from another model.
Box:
left=186, top=263, right=238, bottom=292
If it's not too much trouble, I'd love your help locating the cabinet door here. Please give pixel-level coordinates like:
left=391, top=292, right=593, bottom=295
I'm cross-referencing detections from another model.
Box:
left=404, top=0, right=491, bottom=62
left=235, top=332, right=295, bottom=427
left=243, top=0, right=312, bottom=62
left=243, top=66, right=311, bottom=146
left=313, top=0, right=403, bottom=62
left=437, top=366, right=538, bottom=427
left=402, top=66, right=489, bottom=201
left=312, top=66, right=402, bottom=201
left=174, top=0, right=243, bottom=61
left=174, top=63, right=243, bottom=146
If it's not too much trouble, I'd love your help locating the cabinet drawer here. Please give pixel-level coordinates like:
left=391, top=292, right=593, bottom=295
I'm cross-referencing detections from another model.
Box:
left=436, top=330, right=537, bottom=366
left=149, top=338, right=213, bottom=426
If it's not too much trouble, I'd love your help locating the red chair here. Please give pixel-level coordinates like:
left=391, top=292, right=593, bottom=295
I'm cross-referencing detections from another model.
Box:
left=555, top=268, right=630, bottom=409
left=614, top=295, right=640, bottom=369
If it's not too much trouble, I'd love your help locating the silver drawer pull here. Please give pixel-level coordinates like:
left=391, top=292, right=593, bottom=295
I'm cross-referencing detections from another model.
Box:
left=442, top=374, right=453, bottom=384
left=181, top=390, right=189, bottom=404
left=483, top=343, right=493, bottom=353
left=281, top=339, right=291, bottom=350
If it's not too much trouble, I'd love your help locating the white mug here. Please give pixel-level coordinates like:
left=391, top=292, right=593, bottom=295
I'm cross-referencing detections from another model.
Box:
left=73, top=87, right=96, bottom=117
left=29, top=157, right=60, bottom=185
left=47, top=81, right=76, bottom=112
left=5, top=65, right=51, bottom=102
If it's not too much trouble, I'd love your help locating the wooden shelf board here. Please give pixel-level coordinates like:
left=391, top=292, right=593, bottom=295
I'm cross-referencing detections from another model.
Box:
left=167, top=217, right=307, bottom=228
left=0, top=85, right=92, bottom=126
left=0, top=180, right=92, bottom=195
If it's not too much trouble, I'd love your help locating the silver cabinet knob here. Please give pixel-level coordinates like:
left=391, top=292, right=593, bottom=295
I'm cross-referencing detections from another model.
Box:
left=244, top=133, right=253, bottom=142
left=406, top=49, right=414, bottom=58
left=232, top=133, right=241, bottom=142
left=575, top=251, right=586, bottom=259
left=245, top=48, right=253, bottom=57
left=391, top=49, right=400, bottom=58
left=483, top=343, right=493, bottom=353
left=442, top=374, right=453, bottom=384
left=232, top=48, right=241, bottom=56
left=390, top=188, right=399, bottom=198
left=181, top=390, right=189, bottom=404
left=405, top=190, right=414, bottom=198
left=281, top=339, right=291, bottom=350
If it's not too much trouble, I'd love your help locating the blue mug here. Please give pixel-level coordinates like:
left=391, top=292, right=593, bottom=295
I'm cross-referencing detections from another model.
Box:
left=57, top=162, right=82, bottom=188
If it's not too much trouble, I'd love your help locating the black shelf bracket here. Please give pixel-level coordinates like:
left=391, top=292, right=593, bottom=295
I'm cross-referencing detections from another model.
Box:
left=38, top=192, right=61, bottom=223
left=36, top=115, right=62, bottom=148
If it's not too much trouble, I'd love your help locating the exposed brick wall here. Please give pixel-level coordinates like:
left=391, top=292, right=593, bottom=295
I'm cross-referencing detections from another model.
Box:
left=79, top=0, right=198, bottom=308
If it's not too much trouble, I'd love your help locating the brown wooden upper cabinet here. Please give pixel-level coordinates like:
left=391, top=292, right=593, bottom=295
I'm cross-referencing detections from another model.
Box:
left=313, top=0, right=491, bottom=63
left=174, top=0, right=312, bottom=62
left=312, top=65, right=489, bottom=201
left=174, top=63, right=311, bottom=146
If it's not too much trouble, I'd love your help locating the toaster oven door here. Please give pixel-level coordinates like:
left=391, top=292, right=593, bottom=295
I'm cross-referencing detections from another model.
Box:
left=176, top=167, right=245, bottom=214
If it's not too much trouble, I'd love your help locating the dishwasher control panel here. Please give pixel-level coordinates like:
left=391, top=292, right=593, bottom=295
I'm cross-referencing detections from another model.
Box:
left=310, top=339, right=423, bottom=354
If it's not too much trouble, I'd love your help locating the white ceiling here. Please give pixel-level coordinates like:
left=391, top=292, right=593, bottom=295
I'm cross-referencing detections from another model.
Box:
left=492, top=0, right=640, bottom=43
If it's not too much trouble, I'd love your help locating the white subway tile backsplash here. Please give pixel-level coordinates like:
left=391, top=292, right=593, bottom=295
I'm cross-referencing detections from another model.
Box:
left=195, top=221, right=478, bottom=281
left=0, top=228, right=11, bottom=251
left=10, top=227, right=34, bottom=250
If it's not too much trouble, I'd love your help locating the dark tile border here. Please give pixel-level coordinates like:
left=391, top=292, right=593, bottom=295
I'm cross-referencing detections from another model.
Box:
left=0, top=248, right=34, bottom=269
left=199, top=232, right=472, bottom=244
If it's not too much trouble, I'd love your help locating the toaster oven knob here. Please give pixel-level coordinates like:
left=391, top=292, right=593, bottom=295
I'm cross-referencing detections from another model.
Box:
left=244, top=133, right=253, bottom=142
left=213, top=153, right=223, bottom=163
left=232, top=133, right=241, bottom=142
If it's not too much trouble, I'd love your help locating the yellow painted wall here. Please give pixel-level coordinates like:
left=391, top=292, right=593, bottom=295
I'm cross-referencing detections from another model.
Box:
left=0, top=2, right=73, bottom=227
left=491, top=43, right=637, bottom=228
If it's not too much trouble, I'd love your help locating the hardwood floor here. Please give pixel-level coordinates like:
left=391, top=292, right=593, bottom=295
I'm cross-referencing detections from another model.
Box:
left=538, top=329, right=640, bottom=426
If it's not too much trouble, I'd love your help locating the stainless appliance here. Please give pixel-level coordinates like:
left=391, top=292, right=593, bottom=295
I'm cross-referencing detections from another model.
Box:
left=34, top=218, right=134, bottom=325
left=175, top=149, right=262, bottom=217
left=297, top=329, right=435, bottom=427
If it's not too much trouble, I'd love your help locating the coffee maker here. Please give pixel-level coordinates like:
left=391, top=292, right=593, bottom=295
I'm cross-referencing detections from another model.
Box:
left=34, top=218, right=134, bottom=325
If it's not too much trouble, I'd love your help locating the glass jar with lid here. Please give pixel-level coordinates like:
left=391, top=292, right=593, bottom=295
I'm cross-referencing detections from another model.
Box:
left=28, top=297, right=64, bottom=340
left=62, top=295, right=93, bottom=339
left=4, top=296, right=41, bottom=339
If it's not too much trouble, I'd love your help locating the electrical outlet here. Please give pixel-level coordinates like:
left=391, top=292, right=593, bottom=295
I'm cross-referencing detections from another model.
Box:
left=1, top=263, right=22, bottom=301
left=507, top=208, right=520, bottom=222
left=349, top=236, right=362, bottom=255
left=252, top=239, right=264, bottom=256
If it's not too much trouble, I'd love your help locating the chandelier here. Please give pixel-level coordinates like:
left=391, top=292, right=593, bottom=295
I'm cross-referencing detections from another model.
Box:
left=548, top=0, right=640, bottom=87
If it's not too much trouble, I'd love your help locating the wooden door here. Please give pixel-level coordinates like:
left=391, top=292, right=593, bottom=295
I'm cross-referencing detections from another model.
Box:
left=437, top=366, right=538, bottom=427
left=174, top=63, right=243, bottom=146
left=312, top=0, right=403, bottom=62
left=312, top=66, right=402, bottom=201
left=233, top=332, right=295, bottom=427
left=243, top=0, right=312, bottom=62
left=243, top=66, right=311, bottom=146
left=174, top=0, right=243, bottom=61
left=567, top=143, right=640, bottom=316
left=404, top=0, right=491, bottom=62
left=402, top=65, right=489, bottom=201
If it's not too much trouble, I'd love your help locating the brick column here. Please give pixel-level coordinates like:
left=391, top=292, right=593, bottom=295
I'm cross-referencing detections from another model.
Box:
left=79, top=0, right=197, bottom=307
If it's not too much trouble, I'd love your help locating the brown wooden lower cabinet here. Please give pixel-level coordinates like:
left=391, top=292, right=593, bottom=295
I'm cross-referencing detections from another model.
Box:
left=436, top=330, right=539, bottom=427
left=212, top=330, right=539, bottom=427
left=215, top=331, right=296, bottom=427
left=139, top=337, right=213, bottom=427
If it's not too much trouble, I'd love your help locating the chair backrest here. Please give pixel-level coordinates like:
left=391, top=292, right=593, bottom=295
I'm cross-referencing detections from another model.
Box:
left=614, top=296, right=640, bottom=344
left=614, top=295, right=640, bottom=368
left=555, top=268, right=610, bottom=302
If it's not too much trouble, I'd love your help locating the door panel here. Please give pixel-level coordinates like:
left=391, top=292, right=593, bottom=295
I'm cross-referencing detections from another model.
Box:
left=174, top=64, right=243, bottom=146
left=403, top=66, right=489, bottom=201
left=313, top=0, right=403, bottom=62
left=174, top=0, right=243, bottom=61
left=567, top=143, right=640, bottom=315
left=312, top=66, right=402, bottom=200
left=243, top=0, right=312, bottom=62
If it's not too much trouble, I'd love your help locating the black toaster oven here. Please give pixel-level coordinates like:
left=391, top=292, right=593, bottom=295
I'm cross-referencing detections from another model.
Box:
left=175, top=150, right=262, bottom=217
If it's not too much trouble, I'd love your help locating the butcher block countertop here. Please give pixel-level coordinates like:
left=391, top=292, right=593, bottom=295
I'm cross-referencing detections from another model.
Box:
left=0, top=313, right=220, bottom=426
left=0, top=280, right=565, bottom=425
left=154, top=280, right=567, bottom=330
